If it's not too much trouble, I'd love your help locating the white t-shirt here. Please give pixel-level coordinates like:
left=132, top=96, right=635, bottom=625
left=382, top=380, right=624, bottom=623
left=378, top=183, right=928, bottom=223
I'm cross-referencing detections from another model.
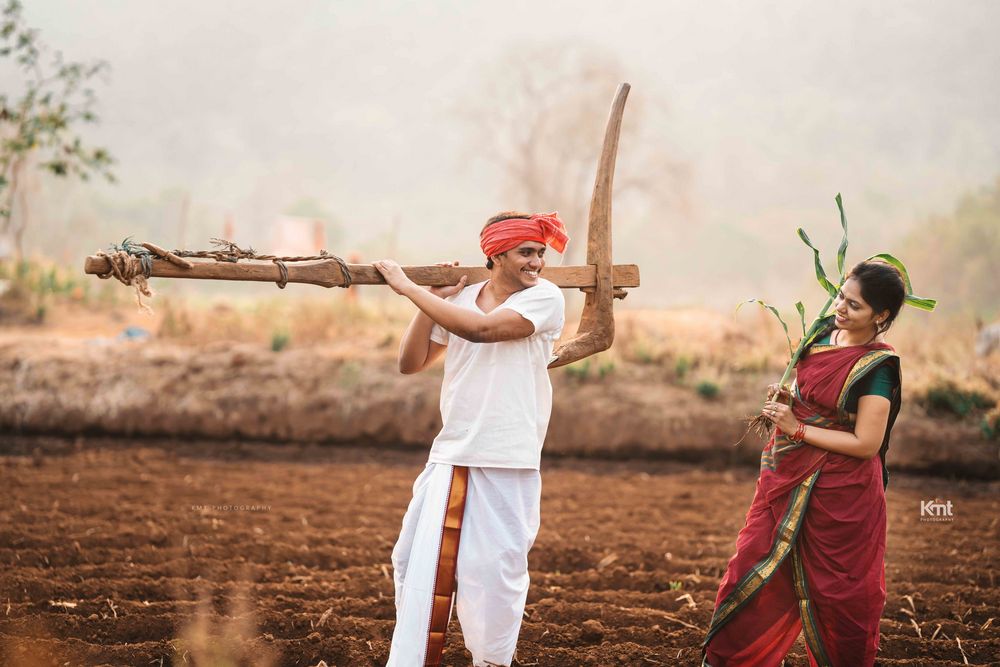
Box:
left=427, top=278, right=565, bottom=470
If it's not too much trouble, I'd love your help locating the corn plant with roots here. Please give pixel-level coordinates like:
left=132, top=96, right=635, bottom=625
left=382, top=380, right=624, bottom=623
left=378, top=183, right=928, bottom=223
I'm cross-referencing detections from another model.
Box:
left=742, top=194, right=938, bottom=438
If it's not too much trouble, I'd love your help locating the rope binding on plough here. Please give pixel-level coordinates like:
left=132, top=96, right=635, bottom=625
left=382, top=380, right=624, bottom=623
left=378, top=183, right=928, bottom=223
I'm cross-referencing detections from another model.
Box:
left=95, top=236, right=353, bottom=311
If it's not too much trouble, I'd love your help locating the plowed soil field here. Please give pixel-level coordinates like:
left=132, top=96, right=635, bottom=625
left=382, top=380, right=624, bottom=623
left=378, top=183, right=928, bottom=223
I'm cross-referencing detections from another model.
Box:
left=1, top=437, right=997, bottom=666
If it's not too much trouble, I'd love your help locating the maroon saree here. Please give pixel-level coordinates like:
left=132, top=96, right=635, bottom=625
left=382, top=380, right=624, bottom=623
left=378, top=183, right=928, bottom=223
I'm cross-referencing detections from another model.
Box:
left=702, top=340, right=901, bottom=667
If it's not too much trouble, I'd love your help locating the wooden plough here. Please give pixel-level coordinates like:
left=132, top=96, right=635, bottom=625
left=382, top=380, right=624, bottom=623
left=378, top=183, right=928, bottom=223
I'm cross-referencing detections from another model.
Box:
left=85, top=84, right=639, bottom=368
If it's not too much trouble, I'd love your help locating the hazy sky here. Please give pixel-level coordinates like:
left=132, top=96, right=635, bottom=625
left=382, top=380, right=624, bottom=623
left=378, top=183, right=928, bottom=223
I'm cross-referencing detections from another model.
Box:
left=10, top=0, right=1000, bottom=306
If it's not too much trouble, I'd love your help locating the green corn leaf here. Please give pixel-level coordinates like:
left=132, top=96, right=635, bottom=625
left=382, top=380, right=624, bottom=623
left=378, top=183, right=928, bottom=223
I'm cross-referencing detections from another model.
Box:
left=864, top=252, right=938, bottom=311
left=866, top=253, right=912, bottom=292
left=904, top=295, right=938, bottom=311
left=835, top=193, right=849, bottom=278
left=797, top=228, right=838, bottom=297
left=795, top=301, right=806, bottom=337
left=738, top=299, right=793, bottom=356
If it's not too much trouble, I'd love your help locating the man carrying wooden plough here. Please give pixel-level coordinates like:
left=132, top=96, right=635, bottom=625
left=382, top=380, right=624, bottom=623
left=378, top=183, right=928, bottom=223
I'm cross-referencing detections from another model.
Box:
left=372, top=211, right=568, bottom=666
left=84, top=83, right=638, bottom=665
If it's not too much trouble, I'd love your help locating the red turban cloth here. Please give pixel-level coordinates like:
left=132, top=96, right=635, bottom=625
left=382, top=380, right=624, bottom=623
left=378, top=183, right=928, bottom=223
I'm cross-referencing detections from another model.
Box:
left=479, top=212, right=570, bottom=258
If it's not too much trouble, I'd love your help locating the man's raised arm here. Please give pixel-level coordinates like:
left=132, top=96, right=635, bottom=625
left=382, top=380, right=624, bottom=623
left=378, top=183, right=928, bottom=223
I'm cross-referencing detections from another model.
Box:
left=373, top=260, right=535, bottom=344
left=397, top=310, right=446, bottom=374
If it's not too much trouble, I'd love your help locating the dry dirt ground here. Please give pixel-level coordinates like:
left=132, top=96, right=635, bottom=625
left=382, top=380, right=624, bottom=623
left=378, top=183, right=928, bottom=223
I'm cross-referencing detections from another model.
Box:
left=0, top=437, right=997, bottom=667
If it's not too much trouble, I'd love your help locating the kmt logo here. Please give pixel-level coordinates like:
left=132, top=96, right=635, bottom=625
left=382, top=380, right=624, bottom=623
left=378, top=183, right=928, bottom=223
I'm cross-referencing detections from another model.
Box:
left=919, top=499, right=954, bottom=522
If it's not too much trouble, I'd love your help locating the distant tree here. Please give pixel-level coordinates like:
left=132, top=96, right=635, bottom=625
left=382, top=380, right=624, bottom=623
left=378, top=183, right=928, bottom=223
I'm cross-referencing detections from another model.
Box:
left=0, top=0, right=114, bottom=261
left=459, top=43, right=689, bottom=265
left=902, top=177, right=1000, bottom=317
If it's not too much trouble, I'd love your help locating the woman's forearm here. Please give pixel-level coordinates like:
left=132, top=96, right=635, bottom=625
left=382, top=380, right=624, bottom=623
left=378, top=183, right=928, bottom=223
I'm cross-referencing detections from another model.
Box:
left=800, top=425, right=879, bottom=459
left=801, top=395, right=891, bottom=460
left=767, top=395, right=890, bottom=460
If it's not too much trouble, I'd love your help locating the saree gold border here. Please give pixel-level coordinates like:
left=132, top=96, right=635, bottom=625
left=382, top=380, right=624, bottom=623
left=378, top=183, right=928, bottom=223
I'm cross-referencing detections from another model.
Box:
left=835, top=351, right=898, bottom=422
left=424, top=466, right=470, bottom=666
left=702, top=470, right=820, bottom=647
left=806, top=344, right=840, bottom=356
left=792, top=547, right=833, bottom=667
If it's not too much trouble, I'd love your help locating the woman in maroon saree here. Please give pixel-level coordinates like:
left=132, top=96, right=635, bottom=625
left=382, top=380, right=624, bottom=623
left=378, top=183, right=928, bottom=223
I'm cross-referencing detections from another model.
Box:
left=703, top=261, right=907, bottom=667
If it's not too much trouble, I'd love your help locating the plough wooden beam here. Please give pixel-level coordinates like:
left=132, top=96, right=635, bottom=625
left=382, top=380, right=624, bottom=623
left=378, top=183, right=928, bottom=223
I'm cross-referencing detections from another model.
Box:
left=82, top=257, right=639, bottom=292
left=84, top=83, right=638, bottom=368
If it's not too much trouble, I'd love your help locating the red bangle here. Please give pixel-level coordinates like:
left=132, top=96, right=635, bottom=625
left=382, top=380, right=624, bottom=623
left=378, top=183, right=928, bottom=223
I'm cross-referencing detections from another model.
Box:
left=791, top=423, right=806, bottom=443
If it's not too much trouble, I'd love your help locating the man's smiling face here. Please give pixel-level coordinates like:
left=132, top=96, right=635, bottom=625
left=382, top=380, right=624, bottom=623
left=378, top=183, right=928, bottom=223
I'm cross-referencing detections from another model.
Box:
left=493, top=241, right=546, bottom=289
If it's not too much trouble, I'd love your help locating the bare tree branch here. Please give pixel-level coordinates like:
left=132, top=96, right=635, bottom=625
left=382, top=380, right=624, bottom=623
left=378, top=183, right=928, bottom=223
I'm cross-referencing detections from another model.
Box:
left=459, top=42, right=688, bottom=266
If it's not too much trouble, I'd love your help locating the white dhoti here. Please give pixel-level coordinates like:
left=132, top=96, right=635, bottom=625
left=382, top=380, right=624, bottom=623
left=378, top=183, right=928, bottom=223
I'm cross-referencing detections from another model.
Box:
left=387, top=463, right=541, bottom=667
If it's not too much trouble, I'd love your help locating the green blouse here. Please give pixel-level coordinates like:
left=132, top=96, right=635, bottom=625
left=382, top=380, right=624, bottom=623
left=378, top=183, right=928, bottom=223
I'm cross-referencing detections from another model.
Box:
left=813, top=331, right=897, bottom=412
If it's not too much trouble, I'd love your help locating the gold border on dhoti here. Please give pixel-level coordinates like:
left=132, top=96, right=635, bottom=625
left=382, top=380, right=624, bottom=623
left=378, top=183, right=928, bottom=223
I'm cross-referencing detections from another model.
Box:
left=424, top=465, right=469, bottom=666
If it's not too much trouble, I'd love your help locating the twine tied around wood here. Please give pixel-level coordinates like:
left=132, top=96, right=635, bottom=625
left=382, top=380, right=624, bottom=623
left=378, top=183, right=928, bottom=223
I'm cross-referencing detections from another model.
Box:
left=95, top=237, right=353, bottom=312
left=95, top=244, right=156, bottom=313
